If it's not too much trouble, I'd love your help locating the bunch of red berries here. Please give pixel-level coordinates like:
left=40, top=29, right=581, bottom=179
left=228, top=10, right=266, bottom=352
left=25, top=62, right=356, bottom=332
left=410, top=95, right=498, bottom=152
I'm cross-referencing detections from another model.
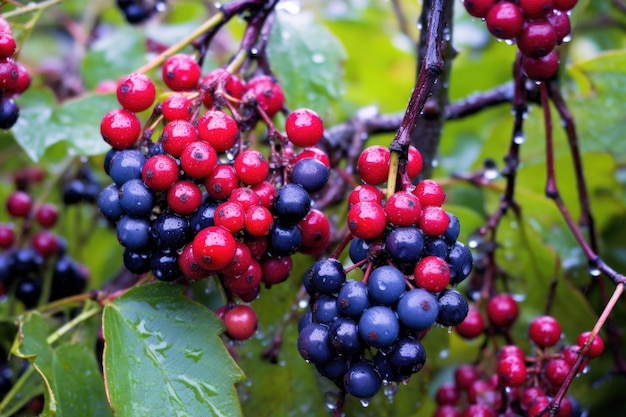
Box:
left=98, top=53, right=333, bottom=340
left=296, top=145, right=474, bottom=399
left=462, top=0, right=578, bottom=81
left=0, top=15, right=31, bottom=129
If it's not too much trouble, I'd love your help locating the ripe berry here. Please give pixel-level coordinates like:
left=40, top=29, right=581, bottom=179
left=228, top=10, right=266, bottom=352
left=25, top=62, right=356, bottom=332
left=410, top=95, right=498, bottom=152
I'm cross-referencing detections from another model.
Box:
left=7, top=190, right=32, bottom=217
left=272, top=183, right=311, bottom=223
left=268, top=223, right=302, bottom=256
left=463, top=0, right=497, bottom=19
left=546, top=11, right=571, bottom=44
left=545, top=358, right=571, bottom=387
left=486, top=294, right=519, bottom=328
left=160, top=120, right=197, bottom=157
left=161, top=94, right=193, bottom=121
left=32, top=230, right=60, bottom=258
left=285, top=108, right=324, bottom=147
left=223, top=304, right=258, bottom=340
left=485, top=2, right=524, bottom=40
left=413, top=179, right=445, bottom=207
left=214, top=201, right=245, bottom=234
left=8, top=62, right=31, bottom=95
left=221, top=242, right=253, bottom=277
left=297, top=322, right=333, bottom=364
left=0, top=223, right=15, bottom=249
left=177, top=244, right=210, bottom=281
left=522, top=50, right=559, bottom=81
left=119, top=178, right=155, bottom=216
left=116, top=72, right=155, bottom=113
left=298, top=208, right=330, bottom=254
left=35, top=203, right=59, bottom=228
left=367, top=265, right=407, bottom=305
left=229, top=187, right=261, bottom=209
left=251, top=181, right=277, bottom=208
left=357, top=145, right=390, bottom=185
left=100, top=108, right=141, bottom=149
left=384, top=191, right=421, bottom=226
left=243, top=205, right=273, bottom=237
left=167, top=180, right=202, bottom=216
left=576, top=331, right=604, bottom=358
left=437, top=289, right=469, bottom=327
left=161, top=54, right=201, bottom=91
left=260, top=256, right=292, bottom=285
left=455, top=364, right=480, bottom=391
left=517, top=20, right=558, bottom=58
left=116, top=215, right=151, bottom=250
left=246, top=75, right=284, bottom=117
left=205, top=164, right=239, bottom=200
left=347, top=201, right=386, bottom=240
left=519, top=0, right=554, bottom=19
left=456, top=308, right=484, bottom=339
left=348, top=184, right=384, bottom=207
left=0, top=58, right=18, bottom=90
left=529, top=315, right=562, bottom=347
left=0, top=95, right=19, bottom=129
left=359, top=305, right=400, bottom=348
left=234, top=149, right=269, bottom=185
left=142, top=153, right=180, bottom=191
left=307, top=258, right=346, bottom=294
left=192, top=225, right=237, bottom=270
left=418, top=206, right=450, bottom=236
left=180, top=141, right=218, bottom=179
left=397, top=288, right=440, bottom=330
left=291, top=158, right=329, bottom=193
left=293, top=147, right=331, bottom=168
left=224, top=258, right=262, bottom=295
left=498, top=356, right=527, bottom=387
left=435, top=383, right=460, bottom=406
left=386, top=226, right=424, bottom=266
left=553, top=0, right=577, bottom=11
left=197, top=110, right=239, bottom=152
left=336, top=280, right=370, bottom=318
left=200, top=68, right=246, bottom=108
left=0, top=32, right=16, bottom=58
left=407, top=145, right=423, bottom=179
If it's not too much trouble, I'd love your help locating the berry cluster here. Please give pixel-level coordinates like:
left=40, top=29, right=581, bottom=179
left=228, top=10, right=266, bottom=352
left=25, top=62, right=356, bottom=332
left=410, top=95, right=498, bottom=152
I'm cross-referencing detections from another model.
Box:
left=0, top=15, right=31, bottom=129
left=98, top=54, right=333, bottom=340
left=297, top=147, right=473, bottom=399
left=116, top=0, right=167, bottom=24
left=462, top=0, right=578, bottom=80
left=0, top=187, right=88, bottom=309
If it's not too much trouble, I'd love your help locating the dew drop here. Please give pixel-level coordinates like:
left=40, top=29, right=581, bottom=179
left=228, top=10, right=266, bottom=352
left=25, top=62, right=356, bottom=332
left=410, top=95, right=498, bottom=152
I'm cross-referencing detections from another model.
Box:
left=298, top=298, right=309, bottom=309
left=384, top=384, right=398, bottom=401
left=562, top=34, right=572, bottom=43
left=468, top=239, right=479, bottom=249
left=513, top=133, right=525, bottom=144
left=324, top=391, right=338, bottom=411
left=360, top=399, right=370, bottom=407
left=484, top=168, right=499, bottom=180
left=588, top=267, right=601, bottom=277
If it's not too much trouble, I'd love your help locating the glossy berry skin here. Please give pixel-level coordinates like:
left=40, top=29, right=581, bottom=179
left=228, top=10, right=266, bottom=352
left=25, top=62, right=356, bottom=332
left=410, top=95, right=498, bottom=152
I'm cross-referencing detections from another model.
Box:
left=160, top=120, right=197, bottom=157
left=546, top=11, right=571, bottom=44
left=246, top=75, right=284, bottom=117
left=100, top=108, right=141, bottom=149
left=192, top=225, right=237, bottom=270
left=0, top=224, right=15, bottom=249
left=455, top=364, right=480, bottom=391
left=388, top=337, right=427, bottom=376
left=230, top=187, right=261, bottom=209
left=234, top=149, right=269, bottom=185
left=9, top=62, right=31, bottom=95
left=385, top=226, right=424, bottom=267
left=357, top=145, right=390, bottom=185
left=413, top=179, right=445, bottom=207
left=463, top=0, right=497, bottom=18
left=180, top=141, right=217, bottom=179
left=456, top=308, right=484, bottom=339
left=32, top=230, right=60, bottom=258
left=285, top=108, right=324, bottom=147
left=517, top=20, right=558, bottom=58
left=545, top=358, right=571, bottom=387
left=347, top=201, right=386, bottom=240
left=205, top=164, right=239, bottom=200
left=197, top=110, right=239, bottom=152
left=407, top=145, right=423, bottom=179
left=343, top=361, right=383, bottom=398
left=142, top=154, right=180, bottom=191
left=367, top=265, right=407, bottom=305
left=200, top=68, right=246, bottom=108
left=167, top=180, right=202, bottom=216
left=297, top=322, right=333, bottom=365
left=522, top=50, right=559, bottom=81
left=397, top=288, right=439, bottom=331
left=116, top=215, right=151, bottom=250
left=312, top=294, right=339, bottom=324
left=486, top=294, right=519, bottom=328
left=119, top=178, right=155, bottom=216
left=359, top=305, right=400, bottom=348
left=35, top=203, right=59, bottom=228
left=260, top=255, right=292, bottom=285
left=498, top=356, right=527, bottom=387
left=520, top=0, right=554, bottom=19
left=150, top=212, right=191, bottom=250
left=336, top=280, right=370, bottom=318
left=486, top=1, right=524, bottom=40
left=348, top=184, right=384, bottom=207
left=214, top=201, right=245, bottom=233
left=116, top=72, right=155, bottom=113
left=435, top=383, right=460, bottom=406
left=161, top=94, right=193, bottom=121
left=0, top=95, right=19, bottom=129
left=437, top=289, right=469, bottom=327
left=293, top=147, right=331, bottom=168
left=419, top=206, right=450, bottom=236
left=415, top=255, right=451, bottom=292
left=0, top=58, right=18, bottom=91
left=385, top=191, right=421, bottom=226
left=329, top=317, right=362, bottom=355
left=291, top=158, right=329, bottom=193
left=161, top=54, right=201, bottom=91
left=298, top=209, right=331, bottom=254
left=273, top=183, right=311, bottom=223
left=268, top=223, right=302, bottom=256
left=576, top=331, right=604, bottom=358
left=553, top=0, right=577, bottom=11
left=223, top=304, right=258, bottom=340
left=244, top=205, right=273, bottom=237
left=529, top=315, right=562, bottom=347
left=307, top=258, right=346, bottom=295
left=6, top=190, right=32, bottom=217
left=224, top=259, right=262, bottom=295
left=221, top=242, right=253, bottom=277
left=0, top=32, right=16, bottom=58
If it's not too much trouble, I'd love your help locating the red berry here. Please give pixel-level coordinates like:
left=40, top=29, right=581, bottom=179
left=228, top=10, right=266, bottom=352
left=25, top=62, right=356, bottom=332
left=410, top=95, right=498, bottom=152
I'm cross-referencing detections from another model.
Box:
left=528, top=315, right=562, bottom=347
left=522, top=50, right=559, bottom=81
left=527, top=396, right=551, bottom=417
left=247, top=236, right=269, bottom=260
left=461, top=404, right=496, bottom=417
left=116, top=72, right=155, bottom=113
left=246, top=75, right=284, bottom=117
left=414, top=179, right=445, bottom=206
left=234, top=149, right=269, bottom=185
left=414, top=255, right=451, bottom=292
left=560, top=345, right=587, bottom=374
left=162, top=94, right=193, bottom=122
left=0, top=58, right=18, bottom=90
left=214, top=201, right=246, bottom=234
left=517, top=20, right=558, bottom=58
left=244, top=205, right=273, bottom=237
left=294, top=147, right=331, bottom=168
left=520, top=0, right=554, bottom=19
left=222, top=242, right=253, bottom=277
left=385, top=191, right=422, bottom=226
left=7, top=190, right=32, bottom=217
left=167, top=180, right=202, bottom=215
left=558, top=397, right=574, bottom=417
left=433, top=405, right=460, bottom=417
left=177, top=243, right=210, bottom=281
left=454, top=364, right=480, bottom=391
left=100, top=108, right=141, bottom=149
left=357, top=145, right=390, bottom=185
left=499, top=345, right=526, bottom=361
left=347, top=201, right=387, bottom=240
left=160, top=120, right=197, bottom=157
left=463, top=0, right=497, bottom=18
left=32, top=230, right=60, bottom=258
left=576, top=331, right=604, bottom=358
left=520, top=387, right=546, bottom=410
left=162, top=54, right=201, bottom=91
left=407, top=145, right=423, bottom=179
left=546, top=11, right=571, bottom=44
left=456, top=308, right=485, bottom=340
left=34, top=203, right=59, bottom=228
left=192, top=225, right=237, bottom=270
left=0, top=32, right=16, bottom=58
left=0, top=223, right=15, bottom=249
left=200, top=68, right=246, bottom=108
left=348, top=184, right=384, bottom=207
left=8, top=62, right=31, bottom=95
left=142, top=153, right=180, bottom=191
left=197, top=110, right=239, bottom=152
left=224, top=259, right=262, bottom=296
left=229, top=187, right=261, bottom=210
left=418, top=205, right=450, bottom=236
left=205, top=164, right=239, bottom=200
left=180, top=141, right=218, bottom=179
left=251, top=181, right=277, bottom=208
left=222, top=304, right=257, bottom=340
left=285, top=108, right=324, bottom=147
left=486, top=294, right=519, bottom=328
left=486, top=2, right=524, bottom=40
left=545, top=358, right=571, bottom=387
left=498, top=356, right=527, bottom=387
left=468, top=379, right=500, bottom=408
left=298, top=208, right=331, bottom=255
left=553, top=0, right=577, bottom=11
left=260, top=255, right=292, bottom=285
left=435, top=383, right=460, bottom=406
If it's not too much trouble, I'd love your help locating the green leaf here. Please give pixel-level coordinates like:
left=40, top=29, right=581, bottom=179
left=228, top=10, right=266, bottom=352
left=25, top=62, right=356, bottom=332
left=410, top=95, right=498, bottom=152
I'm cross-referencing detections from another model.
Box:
left=268, top=10, right=346, bottom=118
left=80, top=26, right=147, bottom=90
left=11, top=312, right=112, bottom=417
left=102, top=282, right=244, bottom=417
left=13, top=89, right=119, bottom=161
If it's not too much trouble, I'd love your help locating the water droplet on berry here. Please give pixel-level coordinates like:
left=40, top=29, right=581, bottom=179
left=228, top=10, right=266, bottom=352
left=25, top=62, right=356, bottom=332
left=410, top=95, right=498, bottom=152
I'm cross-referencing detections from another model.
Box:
left=384, top=384, right=398, bottom=401
left=588, top=266, right=601, bottom=277
left=298, top=298, right=309, bottom=309
left=504, top=39, right=515, bottom=46
left=359, top=399, right=370, bottom=407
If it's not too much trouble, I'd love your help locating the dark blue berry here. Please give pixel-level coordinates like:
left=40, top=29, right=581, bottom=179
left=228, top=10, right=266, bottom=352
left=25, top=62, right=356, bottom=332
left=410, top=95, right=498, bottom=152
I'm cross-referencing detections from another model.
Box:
left=447, top=242, right=473, bottom=285
left=62, top=180, right=90, bottom=205
left=298, top=311, right=313, bottom=333
left=358, top=306, right=399, bottom=348
left=396, top=288, right=439, bottom=331
left=109, top=149, right=146, bottom=186
left=0, top=254, right=15, bottom=287
left=385, top=226, right=424, bottom=267
left=423, top=237, right=448, bottom=259
left=123, top=249, right=152, bottom=274
left=343, top=361, right=382, bottom=399
left=15, top=276, right=42, bottom=308
left=374, top=350, right=402, bottom=383
left=297, top=322, right=333, bottom=365
left=268, top=223, right=302, bottom=256
left=118, top=178, right=155, bottom=216
left=336, top=280, right=370, bottom=318
left=443, top=212, right=460, bottom=242
left=0, top=96, right=19, bottom=130
left=191, top=201, right=218, bottom=233
left=11, top=248, right=43, bottom=275
left=291, top=158, right=329, bottom=193
left=349, top=237, right=370, bottom=265
left=312, top=294, right=339, bottom=324
left=98, top=184, right=124, bottom=221
left=367, top=265, right=406, bottom=305
left=104, top=149, right=119, bottom=176
left=316, top=357, right=349, bottom=385
left=116, top=215, right=151, bottom=250
left=50, top=256, right=86, bottom=300
left=150, top=212, right=191, bottom=250
left=329, top=317, right=362, bottom=356
left=308, top=258, right=346, bottom=295
left=151, top=251, right=181, bottom=282
left=388, top=337, right=426, bottom=376
left=272, top=183, right=311, bottom=223
left=437, top=289, right=469, bottom=327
